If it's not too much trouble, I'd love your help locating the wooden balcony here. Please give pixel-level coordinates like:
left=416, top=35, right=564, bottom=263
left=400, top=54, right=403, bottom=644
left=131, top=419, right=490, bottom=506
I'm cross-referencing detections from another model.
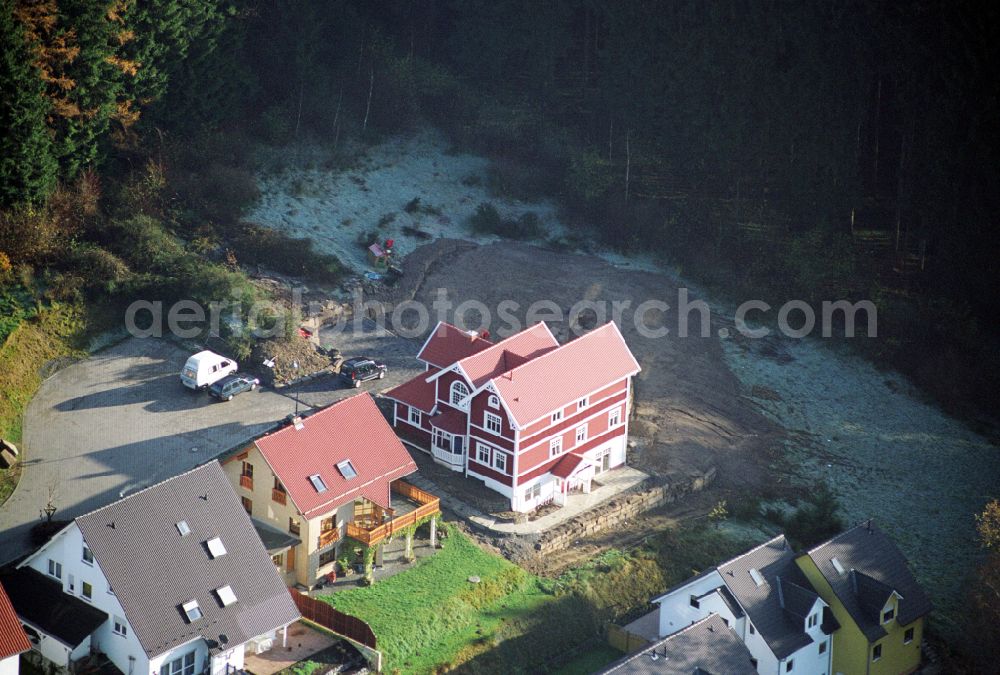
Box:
left=272, top=488, right=287, bottom=505
left=345, top=480, right=441, bottom=547
left=318, top=528, right=339, bottom=549
left=239, top=475, right=253, bottom=490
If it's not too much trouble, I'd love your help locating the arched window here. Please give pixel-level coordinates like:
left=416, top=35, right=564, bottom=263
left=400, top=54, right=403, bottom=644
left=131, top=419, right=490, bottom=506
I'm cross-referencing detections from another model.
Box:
left=450, top=380, right=470, bottom=406
left=488, top=394, right=500, bottom=409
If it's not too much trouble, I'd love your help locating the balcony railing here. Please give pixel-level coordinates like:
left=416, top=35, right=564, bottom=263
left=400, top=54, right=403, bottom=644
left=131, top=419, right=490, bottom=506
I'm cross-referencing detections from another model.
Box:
left=272, top=488, right=287, bottom=505
left=345, top=480, right=441, bottom=546
left=239, top=475, right=253, bottom=491
left=318, top=528, right=339, bottom=549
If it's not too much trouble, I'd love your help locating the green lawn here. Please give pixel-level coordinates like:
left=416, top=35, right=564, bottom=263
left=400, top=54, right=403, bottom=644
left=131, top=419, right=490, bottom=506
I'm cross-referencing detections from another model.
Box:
left=549, top=645, right=624, bottom=675
left=319, top=525, right=553, bottom=673
left=318, top=525, right=666, bottom=674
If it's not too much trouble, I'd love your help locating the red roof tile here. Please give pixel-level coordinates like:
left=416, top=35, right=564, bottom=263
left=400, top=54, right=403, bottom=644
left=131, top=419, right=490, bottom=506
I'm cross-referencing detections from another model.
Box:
left=490, top=322, right=640, bottom=427
left=255, top=393, right=417, bottom=518
left=453, top=322, right=559, bottom=389
left=429, top=407, right=466, bottom=435
left=384, top=375, right=437, bottom=413
left=417, top=321, right=493, bottom=368
left=0, top=582, right=31, bottom=659
left=551, top=453, right=591, bottom=479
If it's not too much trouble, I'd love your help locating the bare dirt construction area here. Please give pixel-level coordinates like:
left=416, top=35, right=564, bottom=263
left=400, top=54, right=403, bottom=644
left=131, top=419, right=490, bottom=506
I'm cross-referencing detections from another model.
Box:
left=379, top=238, right=782, bottom=499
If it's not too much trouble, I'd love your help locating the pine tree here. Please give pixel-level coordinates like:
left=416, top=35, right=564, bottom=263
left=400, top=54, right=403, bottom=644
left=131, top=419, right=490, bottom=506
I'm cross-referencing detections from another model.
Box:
left=0, top=0, right=57, bottom=206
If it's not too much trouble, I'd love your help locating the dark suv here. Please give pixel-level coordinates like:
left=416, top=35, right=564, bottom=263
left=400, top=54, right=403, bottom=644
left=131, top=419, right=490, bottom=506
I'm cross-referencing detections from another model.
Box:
left=340, top=357, right=387, bottom=387
left=209, top=373, right=260, bottom=401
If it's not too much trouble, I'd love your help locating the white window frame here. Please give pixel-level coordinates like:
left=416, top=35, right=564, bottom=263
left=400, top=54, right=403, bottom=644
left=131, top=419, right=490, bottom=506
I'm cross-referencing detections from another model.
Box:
left=577, top=397, right=589, bottom=410
left=903, top=627, right=914, bottom=644
left=408, top=406, right=422, bottom=425
left=488, top=394, right=500, bottom=408
left=433, top=427, right=448, bottom=450
left=82, top=544, right=93, bottom=565
left=549, top=436, right=563, bottom=457
left=484, top=412, right=502, bottom=434
left=608, top=406, right=622, bottom=427
left=47, top=559, right=62, bottom=579
left=872, top=644, right=882, bottom=662
left=81, top=581, right=93, bottom=601
left=492, top=451, right=507, bottom=473
left=476, top=442, right=491, bottom=464
left=450, top=380, right=470, bottom=406
left=113, top=616, right=127, bottom=637
left=551, top=409, right=563, bottom=423
left=575, top=425, right=588, bottom=444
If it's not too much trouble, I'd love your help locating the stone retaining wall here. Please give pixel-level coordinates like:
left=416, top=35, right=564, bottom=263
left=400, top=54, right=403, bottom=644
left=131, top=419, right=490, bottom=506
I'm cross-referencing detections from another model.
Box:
left=530, top=467, right=716, bottom=557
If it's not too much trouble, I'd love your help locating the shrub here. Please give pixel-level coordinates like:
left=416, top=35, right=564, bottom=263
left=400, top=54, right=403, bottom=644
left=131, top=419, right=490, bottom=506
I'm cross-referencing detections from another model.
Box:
left=224, top=222, right=344, bottom=284
left=259, top=104, right=295, bottom=145
left=487, top=156, right=550, bottom=202
left=469, top=202, right=502, bottom=234
left=66, top=244, right=131, bottom=292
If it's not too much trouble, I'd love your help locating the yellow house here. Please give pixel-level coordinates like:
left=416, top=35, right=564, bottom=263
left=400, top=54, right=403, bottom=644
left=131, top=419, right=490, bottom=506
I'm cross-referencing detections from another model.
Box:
left=222, top=393, right=440, bottom=587
left=796, top=521, right=932, bottom=675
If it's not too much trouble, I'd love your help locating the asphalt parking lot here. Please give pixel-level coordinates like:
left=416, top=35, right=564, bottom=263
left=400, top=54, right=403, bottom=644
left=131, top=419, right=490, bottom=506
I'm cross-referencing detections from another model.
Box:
left=0, top=328, right=421, bottom=564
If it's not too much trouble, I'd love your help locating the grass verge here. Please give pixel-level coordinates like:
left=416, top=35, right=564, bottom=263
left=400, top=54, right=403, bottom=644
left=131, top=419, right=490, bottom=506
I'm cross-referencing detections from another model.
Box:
left=0, top=300, right=112, bottom=505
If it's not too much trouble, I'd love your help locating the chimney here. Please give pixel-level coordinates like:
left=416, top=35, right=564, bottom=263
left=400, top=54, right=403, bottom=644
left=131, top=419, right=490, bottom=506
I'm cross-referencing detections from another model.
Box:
left=292, top=415, right=304, bottom=430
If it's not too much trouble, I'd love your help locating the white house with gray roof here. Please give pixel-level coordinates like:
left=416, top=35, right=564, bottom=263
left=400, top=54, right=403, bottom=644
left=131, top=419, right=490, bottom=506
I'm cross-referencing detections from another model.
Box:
left=650, top=535, right=837, bottom=675
left=8, top=462, right=299, bottom=675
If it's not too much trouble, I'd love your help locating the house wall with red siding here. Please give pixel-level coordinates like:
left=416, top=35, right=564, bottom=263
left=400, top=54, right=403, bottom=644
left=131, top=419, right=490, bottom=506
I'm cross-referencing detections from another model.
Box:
left=519, top=380, right=628, bottom=439
left=393, top=402, right=432, bottom=447
left=519, top=425, right=627, bottom=483
left=516, top=382, right=628, bottom=474
left=467, top=456, right=513, bottom=487
left=434, top=369, right=470, bottom=409
left=468, top=388, right=516, bottom=442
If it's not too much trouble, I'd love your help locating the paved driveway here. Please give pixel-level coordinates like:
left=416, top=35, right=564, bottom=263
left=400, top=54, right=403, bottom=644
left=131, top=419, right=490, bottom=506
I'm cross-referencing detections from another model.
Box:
left=0, top=329, right=421, bottom=564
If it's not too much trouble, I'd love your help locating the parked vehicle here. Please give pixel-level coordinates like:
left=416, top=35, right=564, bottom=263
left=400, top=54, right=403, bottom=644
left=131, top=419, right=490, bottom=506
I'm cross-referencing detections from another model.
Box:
left=180, top=351, right=238, bottom=390
left=209, top=374, right=260, bottom=401
left=339, top=357, right=387, bottom=388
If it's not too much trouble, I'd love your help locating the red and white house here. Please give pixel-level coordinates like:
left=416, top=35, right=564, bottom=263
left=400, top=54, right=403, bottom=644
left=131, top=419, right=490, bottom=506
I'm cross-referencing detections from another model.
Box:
left=385, top=321, right=641, bottom=512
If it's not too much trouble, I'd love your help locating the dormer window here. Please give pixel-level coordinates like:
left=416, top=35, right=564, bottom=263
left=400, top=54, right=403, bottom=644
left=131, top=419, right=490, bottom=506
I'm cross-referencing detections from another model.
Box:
left=450, top=381, right=470, bottom=406
left=882, top=608, right=895, bottom=623
left=336, top=460, right=357, bottom=480
left=215, top=585, right=237, bottom=607
left=181, top=599, right=202, bottom=623
left=831, top=557, right=846, bottom=575
left=206, top=537, right=227, bottom=558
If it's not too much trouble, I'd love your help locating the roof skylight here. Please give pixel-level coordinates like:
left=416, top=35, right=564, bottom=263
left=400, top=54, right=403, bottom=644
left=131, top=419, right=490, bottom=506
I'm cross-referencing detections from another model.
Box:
left=215, top=585, right=238, bottom=607
left=206, top=537, right=227, bottom=558
left=181, top=599, right=202, bottom=623
left=309, top=474, right=328, bottom=492
left=749, top=568, right=765, bottom=587
left=176, top=520, right=191, bottom=536
left=336, top=460, right=358, bottom=480
left=831, top=557, right=846, bottom=575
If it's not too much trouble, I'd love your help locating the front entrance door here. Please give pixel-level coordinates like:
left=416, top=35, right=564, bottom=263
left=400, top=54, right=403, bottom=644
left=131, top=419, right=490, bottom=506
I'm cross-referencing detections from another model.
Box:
left=286, top=545, right=296, bottom=573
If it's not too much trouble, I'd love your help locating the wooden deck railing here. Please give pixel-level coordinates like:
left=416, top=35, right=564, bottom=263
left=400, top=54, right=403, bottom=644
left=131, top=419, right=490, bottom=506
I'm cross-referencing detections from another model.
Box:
left=239, top=475, right=253, bottom=490
left=272, top=488, right=287, bottom=505
left=318, top=528, right=339, bottom=548
left=345, top=480, right=440, bottom=546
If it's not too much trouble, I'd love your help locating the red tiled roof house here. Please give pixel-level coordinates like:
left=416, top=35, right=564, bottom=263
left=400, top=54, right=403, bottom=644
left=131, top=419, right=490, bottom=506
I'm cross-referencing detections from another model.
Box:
left=0, top=583, right=29, bottom=675
left=222, top=392, right=440, bottom=587
left=386, top=321, right=641, bottom=512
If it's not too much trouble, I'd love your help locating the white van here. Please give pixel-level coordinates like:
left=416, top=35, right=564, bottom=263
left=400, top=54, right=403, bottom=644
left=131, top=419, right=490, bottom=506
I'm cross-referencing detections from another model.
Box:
left=180, top=351, right=238, bottom=390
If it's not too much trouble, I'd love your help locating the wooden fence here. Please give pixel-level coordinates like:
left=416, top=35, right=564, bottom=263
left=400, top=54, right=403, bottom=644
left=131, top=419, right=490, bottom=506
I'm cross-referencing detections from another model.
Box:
left=607, top=623, right=652, bottom=654
left=289, top=588, right=377, bottom=649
